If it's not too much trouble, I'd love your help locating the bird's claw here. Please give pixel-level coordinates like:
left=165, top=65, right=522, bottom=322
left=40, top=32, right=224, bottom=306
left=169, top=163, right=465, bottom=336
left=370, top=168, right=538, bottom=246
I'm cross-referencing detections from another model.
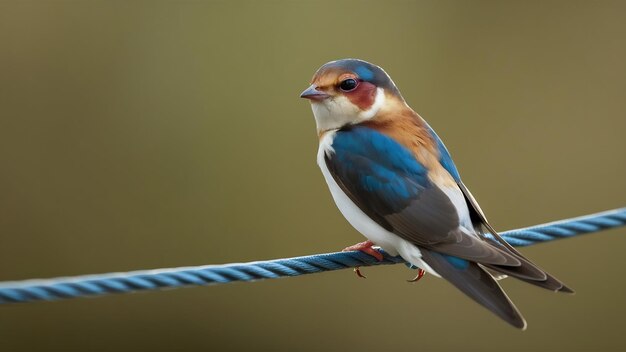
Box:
left=407, top=268, right=426, bottom=283
left=354, top=267, right=367, bottom=279
left=342, top=240, right=384, bottom=279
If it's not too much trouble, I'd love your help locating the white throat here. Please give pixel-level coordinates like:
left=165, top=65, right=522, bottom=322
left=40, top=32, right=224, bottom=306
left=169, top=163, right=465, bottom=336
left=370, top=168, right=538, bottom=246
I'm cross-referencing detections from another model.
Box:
left=311, top=87, right=386, bottom=133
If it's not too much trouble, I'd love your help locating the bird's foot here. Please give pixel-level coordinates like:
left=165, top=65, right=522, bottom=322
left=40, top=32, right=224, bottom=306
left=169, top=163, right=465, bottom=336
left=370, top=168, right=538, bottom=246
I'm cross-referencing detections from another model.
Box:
left=342, top=240, right=383, bottom=279
left=407, top=268, right=426, bottom=283
left=342, top=240, right=384, bottom=261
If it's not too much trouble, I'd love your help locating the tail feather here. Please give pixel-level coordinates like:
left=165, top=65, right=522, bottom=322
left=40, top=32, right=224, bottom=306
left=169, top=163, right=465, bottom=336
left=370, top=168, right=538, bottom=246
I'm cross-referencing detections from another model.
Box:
left=457, top=181, right=573, bottom=293
left=485, top=262, right=574, bottom=293
left=420, top=248, right=527, bottom=330
left=482, top=238, right=574, bottom=293
left=516, top=273, right=575, bottom=293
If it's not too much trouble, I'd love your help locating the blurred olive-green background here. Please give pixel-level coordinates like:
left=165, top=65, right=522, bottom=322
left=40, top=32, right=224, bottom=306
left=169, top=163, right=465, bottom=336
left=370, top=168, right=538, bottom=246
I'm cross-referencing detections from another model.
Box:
left=1, top=1, right=625, bottom=351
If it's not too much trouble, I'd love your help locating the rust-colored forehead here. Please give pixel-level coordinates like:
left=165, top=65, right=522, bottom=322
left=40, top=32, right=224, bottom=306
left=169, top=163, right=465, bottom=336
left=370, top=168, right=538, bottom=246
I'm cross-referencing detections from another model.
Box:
left=311, top=67, right=356, bottom=89
left=308, top=58, right=403, bottom=99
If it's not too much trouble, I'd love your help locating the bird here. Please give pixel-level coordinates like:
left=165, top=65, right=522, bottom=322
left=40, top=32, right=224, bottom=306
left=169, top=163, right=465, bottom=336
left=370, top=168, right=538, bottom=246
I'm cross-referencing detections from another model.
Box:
left=300, top=58, right=572, bottom=329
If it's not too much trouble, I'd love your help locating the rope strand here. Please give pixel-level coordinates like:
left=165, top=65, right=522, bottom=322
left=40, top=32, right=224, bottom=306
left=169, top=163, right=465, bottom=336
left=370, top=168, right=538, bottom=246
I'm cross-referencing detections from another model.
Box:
left=0, top=207, right=624, bottom=304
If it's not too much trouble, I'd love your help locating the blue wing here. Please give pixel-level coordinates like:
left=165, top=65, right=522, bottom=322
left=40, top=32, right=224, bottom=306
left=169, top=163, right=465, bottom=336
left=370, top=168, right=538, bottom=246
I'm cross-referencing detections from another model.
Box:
left=329, top=125, right=429, bottom=216
left=326, top=125, right=521, bottom=265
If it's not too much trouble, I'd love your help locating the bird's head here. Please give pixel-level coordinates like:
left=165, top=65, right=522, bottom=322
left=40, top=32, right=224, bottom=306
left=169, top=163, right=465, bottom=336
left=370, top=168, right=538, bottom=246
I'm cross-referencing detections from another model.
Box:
left=300, top=59, right=406, bottom=133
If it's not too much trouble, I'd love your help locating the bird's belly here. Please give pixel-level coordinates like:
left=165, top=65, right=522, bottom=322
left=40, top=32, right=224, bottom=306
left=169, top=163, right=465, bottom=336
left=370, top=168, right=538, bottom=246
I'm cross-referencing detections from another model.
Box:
left=318, top=154, right=401, bottom=255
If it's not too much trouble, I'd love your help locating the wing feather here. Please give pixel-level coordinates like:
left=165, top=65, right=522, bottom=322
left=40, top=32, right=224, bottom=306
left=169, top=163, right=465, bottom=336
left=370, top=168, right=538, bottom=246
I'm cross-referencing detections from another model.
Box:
left=326, top=126, right=522, bottom=267
left=431, top=127, right=574, bottom=292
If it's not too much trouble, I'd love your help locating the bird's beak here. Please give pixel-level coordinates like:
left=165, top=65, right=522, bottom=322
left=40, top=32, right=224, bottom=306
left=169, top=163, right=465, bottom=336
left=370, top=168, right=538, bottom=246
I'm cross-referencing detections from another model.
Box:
left=300, top=84, right=330, bottom=101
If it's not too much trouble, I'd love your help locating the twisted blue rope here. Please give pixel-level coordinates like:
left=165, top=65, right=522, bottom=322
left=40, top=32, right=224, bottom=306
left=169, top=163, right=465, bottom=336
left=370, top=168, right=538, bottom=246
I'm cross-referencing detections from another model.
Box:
left=1, top=208, right=624, bottom=304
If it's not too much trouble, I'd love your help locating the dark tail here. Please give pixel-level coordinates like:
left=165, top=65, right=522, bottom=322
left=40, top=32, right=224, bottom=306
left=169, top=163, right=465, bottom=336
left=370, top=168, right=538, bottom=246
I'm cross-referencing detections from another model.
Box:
left=482, top=238, right=575, bottom=293
left=420, top=248, right=527, bottom=329
left=456, top=181, right=573, bottom=293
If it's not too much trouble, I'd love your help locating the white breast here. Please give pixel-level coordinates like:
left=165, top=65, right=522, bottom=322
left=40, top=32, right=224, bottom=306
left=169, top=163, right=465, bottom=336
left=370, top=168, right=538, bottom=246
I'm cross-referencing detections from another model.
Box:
left=317, top=131, right=440, bottom=276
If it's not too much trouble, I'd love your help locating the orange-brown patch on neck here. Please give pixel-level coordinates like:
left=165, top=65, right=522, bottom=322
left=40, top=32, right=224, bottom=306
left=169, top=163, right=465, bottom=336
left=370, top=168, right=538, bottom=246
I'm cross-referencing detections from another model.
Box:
left=362, top=107, right=457, bottom=187
left=361, top=108, right=436, bottom=155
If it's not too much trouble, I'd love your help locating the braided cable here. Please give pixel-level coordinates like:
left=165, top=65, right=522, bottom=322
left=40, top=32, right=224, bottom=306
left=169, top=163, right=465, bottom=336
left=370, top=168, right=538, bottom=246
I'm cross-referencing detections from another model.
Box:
left=0, top=207, right=624, bottom=304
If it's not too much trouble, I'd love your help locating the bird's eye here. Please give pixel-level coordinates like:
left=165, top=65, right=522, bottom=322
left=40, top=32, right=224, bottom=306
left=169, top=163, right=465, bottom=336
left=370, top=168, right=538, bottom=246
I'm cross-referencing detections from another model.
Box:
left=339, top=78, right=358, bottom=92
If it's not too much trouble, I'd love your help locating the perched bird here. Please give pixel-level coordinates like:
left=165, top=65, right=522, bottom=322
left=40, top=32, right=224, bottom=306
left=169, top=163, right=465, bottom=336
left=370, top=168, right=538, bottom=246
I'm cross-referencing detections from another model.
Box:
left=300, top=58, right=572, bottom=329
